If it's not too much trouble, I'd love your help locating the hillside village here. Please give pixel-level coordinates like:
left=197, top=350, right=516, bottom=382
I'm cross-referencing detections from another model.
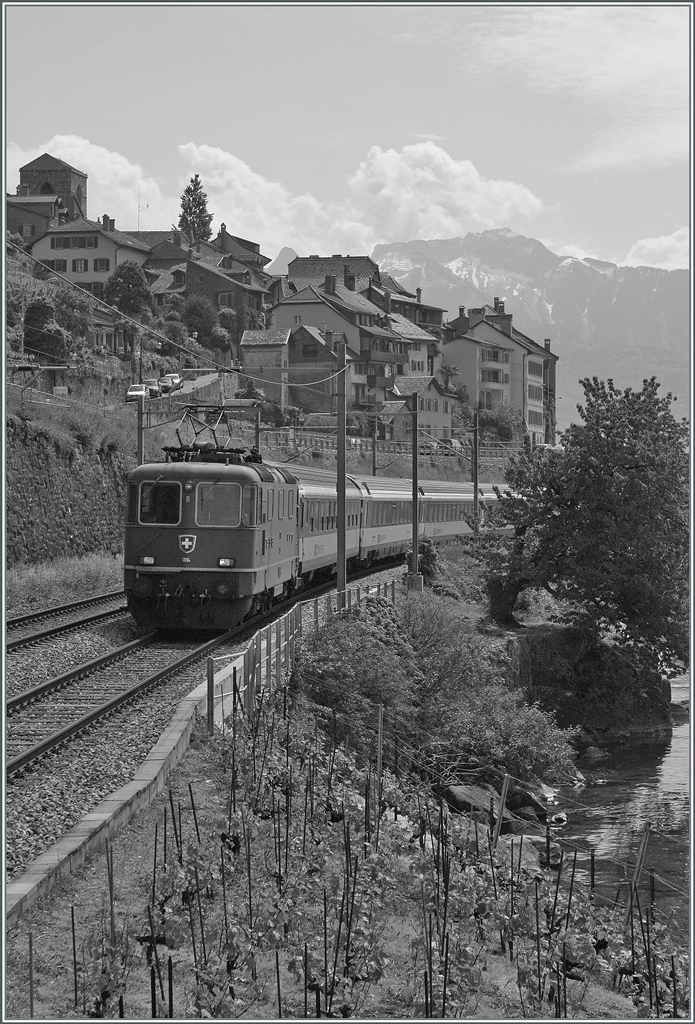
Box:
left=7, top=152, right=558, bottom=446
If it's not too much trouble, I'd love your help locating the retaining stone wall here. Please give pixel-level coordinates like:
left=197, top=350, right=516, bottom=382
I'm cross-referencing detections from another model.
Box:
left=6, top=415, right=130, bottom=567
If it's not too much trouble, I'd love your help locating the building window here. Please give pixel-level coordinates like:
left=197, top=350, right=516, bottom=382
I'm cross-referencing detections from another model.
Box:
left=72, top=259, right=89, bottom=273
left=81, top=282, right=105, bottom=298
left=528, top=384, right=544, bottom=402
left=427, top=399, right=432, bottom=411
left=528, top=410, right=544, bottom=426
left=44, top=259, right=67, bottom=272
left=479, top=391, right=493, bottom=410
left=21, top=224, right=36, bottom=238
left=420, top=399, right=425, bottom=411
left=434, top=400, right=438, bottom=412
left=51, top=235, right=97, bottom=249
left=444, top=401, right=449, bottom=413
left=528, top=360, right=544, bottom=378
left=219, top=292, right=233, bottom=307
left=172, top=271, right=185, bottom=285
left=94, top=258, right=110, bottom=272
left=294, top=315, right=301, bottom=324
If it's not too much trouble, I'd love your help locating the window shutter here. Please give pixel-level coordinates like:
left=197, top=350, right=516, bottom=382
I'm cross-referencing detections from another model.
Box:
left=72, top=259, right=77, bottom=272
left=51, top=237, right=56, bottom=249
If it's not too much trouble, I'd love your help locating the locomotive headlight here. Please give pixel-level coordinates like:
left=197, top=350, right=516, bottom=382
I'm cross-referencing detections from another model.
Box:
left=218, top=557, right=235, bottom=567
left=139, top=556, right=156, bottom=566
left=184, top=482, right=194, bottom=493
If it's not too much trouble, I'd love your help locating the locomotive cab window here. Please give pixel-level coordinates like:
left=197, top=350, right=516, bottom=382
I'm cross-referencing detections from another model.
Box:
left=288, top=490, right=295, bottom=518
left=242, top=484, right=258, bottom=526
left=127, top=484, right=138, bottom=524
left=196, top=482, right=241, bottom=527
left=267, top=489, right=274, bottom=520
left=278, top=490, right=285, bottom=520
left=139, top=481, right=181, bottom=524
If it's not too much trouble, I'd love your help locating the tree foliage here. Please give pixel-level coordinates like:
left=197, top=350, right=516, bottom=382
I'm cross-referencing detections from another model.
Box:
left=488, top=377, right=689, bottom=674
left=178, top=174, right=214, bottom=242
left=182, top=295, right=217, bottom=343
left=438, top=362, right=460, bottom=391
left=104, top=262, right=151, bottom=318
left=23, top=298, right=70, bottom=363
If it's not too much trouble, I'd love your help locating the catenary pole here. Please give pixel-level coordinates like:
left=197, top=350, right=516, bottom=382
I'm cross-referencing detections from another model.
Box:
left=407, top=394, right=424, bottom=591
left=337, top=340, right=347, bottom=611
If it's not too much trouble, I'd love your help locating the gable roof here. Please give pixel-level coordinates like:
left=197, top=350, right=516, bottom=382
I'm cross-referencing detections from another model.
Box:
left=379, top=273, right=415, bottom=296
left=288, top=255, right=379, bottom=292
left=20, top=152, right=87, bottom=177
left=29, top=216, right=152, bottom=254
left=386, top=312, right=437, bottom=343
left=391, top=375, right=445, bottom=398
left=240, top=328, right=291, bottom=347
left=187, top=257, right=267, bottom=293
left=7, top=194, right=60, bottom=206
left=121, top=230, right=186, bottom=248
left=147, top=263, right=187, bottom=295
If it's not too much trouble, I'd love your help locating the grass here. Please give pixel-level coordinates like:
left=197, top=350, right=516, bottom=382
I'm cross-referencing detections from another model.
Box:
left=5, top=552, right=124, bottom=617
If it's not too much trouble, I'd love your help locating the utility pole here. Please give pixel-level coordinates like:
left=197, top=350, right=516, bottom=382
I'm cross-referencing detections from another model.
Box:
left=336, top=339, right=347, bottom=611
left=137, top=393, right=145, bottom=465
left=472, top=410, right=479, bottom=524
left=406, top=395, right=424, bottom=592
left=372, top=385, right=378, bottom=476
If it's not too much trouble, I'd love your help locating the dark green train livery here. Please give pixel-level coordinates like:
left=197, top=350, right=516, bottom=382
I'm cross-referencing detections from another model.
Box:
left=124, top=444, right=496, bottom=631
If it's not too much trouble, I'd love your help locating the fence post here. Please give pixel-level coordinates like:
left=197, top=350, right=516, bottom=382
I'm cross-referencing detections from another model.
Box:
left=244, top=648, right=253, bottom=717
left=266, top=625, right=272, bottom=692
left=276, top=619, right=282, bottom=687
left=206, top=657, right=215, bottom=735
left=289, top=607, right=296, bottom=669
left=314, top=598, right=319, bottom=629
left=391, top=579, right=396, bottom=604
left=348, top=589, right=352, bottom=611
left=357, top=586, right=361, bottom=605
left=255, top=634, right=262, bottom=695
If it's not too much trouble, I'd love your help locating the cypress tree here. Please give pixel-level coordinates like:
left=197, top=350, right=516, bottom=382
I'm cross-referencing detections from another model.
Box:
left=178, top=174, right=214, bottom=242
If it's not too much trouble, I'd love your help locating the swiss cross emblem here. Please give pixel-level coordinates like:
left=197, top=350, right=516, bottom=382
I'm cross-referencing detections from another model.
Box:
left=179, top=535, right=197, bottom=554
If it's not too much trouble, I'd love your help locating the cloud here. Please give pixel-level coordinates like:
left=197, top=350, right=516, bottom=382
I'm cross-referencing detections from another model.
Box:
left=7, top=136, right=546, bottom=256
left=408, top=133, right=446, bottom=142
left=6, top=135, right=175, bottom=229
left=464, top=7, right=688, bottom=169
left=622, top=228, right=689, bottom=271
left=345, top=142, right=545, bottom=243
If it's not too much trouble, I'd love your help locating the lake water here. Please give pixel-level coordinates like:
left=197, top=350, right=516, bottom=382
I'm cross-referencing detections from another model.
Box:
left=554, top=676, right=690, bottom=946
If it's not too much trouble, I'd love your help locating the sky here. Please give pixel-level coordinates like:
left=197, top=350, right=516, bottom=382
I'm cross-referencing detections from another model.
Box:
left=4, top=3, right=691, bottom=270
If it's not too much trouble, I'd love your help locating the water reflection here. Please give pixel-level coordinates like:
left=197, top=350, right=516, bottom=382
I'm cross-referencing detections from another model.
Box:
left=556, top=716, right=690, bottom=945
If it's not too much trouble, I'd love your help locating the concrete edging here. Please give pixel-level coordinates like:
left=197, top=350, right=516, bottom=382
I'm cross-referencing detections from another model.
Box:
left=5, top=674, right=223, bottom=929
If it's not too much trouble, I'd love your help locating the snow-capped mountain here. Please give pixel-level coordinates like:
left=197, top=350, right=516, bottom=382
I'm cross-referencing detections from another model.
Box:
left=372, top=229, right=689, bottom=427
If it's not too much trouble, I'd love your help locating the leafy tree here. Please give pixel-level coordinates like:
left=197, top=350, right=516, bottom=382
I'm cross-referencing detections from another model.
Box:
left=479, top=399, right=525, bottom=441
left=438, top=362, right=460, bottom=391
left=210, top=324, right=230, bottom=351
left=182, top=295, right=217, bottom=343
left=104, top=262, right=151, bottom=317
left=53, top=286, right=95, bottom=338
left=487, top=377, right=689, bottom=675
left=235, top=376, right=265, bottom=401
left=218, top=307, right=237, bottom=334
left=178, top=174, right=214, bottom=242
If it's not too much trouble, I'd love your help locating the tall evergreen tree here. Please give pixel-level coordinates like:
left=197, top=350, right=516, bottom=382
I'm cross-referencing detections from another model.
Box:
left=178, top=174, right=214, bottom=241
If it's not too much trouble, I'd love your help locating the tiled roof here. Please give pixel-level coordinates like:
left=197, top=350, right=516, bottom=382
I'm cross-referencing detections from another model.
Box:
left=240, top=328, right=291, bottom=347
left=148, top=263, right=187, bottom=294
left=317, top=282, right=385, bottom=317
left=386, top=313, right=436, bottom=342
left=391, top=376, right=443, bottom=398
left=288, top=255, right=379, bottom=292
left=359, top=323, right=401, bottom=339
left=379, top=273, right=414, bottom=296
left=21, top=152, right=87, bottom=176
left=7, top=194, right=60, bottom=205
left=35, top=217, right=152, bottom=253
left=122, top=230, right=186, bottom=248
left=188, top=258, right=267, bottom=293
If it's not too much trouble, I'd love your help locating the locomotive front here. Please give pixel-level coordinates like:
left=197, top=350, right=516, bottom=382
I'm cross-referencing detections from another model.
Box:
left=124, top=457, right=263, bottom=631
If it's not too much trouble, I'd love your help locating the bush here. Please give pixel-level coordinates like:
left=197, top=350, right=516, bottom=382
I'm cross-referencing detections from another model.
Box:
left=182, top=296, right=217, bottom=342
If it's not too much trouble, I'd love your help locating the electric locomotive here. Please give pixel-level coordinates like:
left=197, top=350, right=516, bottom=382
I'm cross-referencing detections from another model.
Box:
left=124, top=440, right=499, bottom=632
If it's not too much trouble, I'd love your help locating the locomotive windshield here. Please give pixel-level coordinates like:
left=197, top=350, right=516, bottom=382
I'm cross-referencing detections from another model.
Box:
left=196, top=482, right=242, bottom=527
left=139, top=481, right=181, bottom=524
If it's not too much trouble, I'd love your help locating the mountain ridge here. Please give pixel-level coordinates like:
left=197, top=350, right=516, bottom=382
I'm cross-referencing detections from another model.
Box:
left=371, top=229, right=689, bottom=428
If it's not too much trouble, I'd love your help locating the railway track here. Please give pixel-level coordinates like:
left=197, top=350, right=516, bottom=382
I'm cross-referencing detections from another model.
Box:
left=6, top=591, right=128, bottom=651
left=6, top=631, right=231, bottom=776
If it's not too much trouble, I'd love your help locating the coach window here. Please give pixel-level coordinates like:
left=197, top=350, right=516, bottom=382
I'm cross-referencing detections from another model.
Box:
left=278, top=489, right=285, bottom=519
left=267, top=489, right=274, bottom=520
left=196, top=482, right=241, bottom=526
left=288, top=490, right=295, bottom=517
left=242, top=484, right=258, bottom=526
left=139, top=481, right=181, bottom=524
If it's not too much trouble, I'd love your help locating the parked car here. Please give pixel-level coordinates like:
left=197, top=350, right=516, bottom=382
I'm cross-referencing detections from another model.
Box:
left=143, top=378, right=161, bottom=398
left=126, top=383, right=149, bottom=403
left=159, top=373, right=183, bottom=394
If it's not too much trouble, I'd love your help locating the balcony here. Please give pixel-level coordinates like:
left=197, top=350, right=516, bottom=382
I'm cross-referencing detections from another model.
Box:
left=366, top=374, right=393, bottom=389
left=360, top=349, right=405, bottom=364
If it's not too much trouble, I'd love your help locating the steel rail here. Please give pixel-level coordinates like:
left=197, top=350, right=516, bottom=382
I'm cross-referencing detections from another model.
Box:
left=6, top=631, right=233, bottom=777
left=6, top=634, right=158, bottom=713
left=6, top=590, right=126, bottom=629
left=6, top=605, right=130, bottom=653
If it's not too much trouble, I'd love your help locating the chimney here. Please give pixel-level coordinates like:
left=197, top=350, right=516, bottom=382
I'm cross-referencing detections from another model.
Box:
left=346, top=273, right=356, bottom=291
left=324, top=274, right=337, bottom=295
left=544, top=338, right=551, bottom=351
left=109, top=218, right=115, bottom=231
left=102, top=214, right=110, bottom=230
left=220, top=222, right=227, bottom=239
left=458, top=305, right=466, bottom=319
left=498, top=299, right=505, bottom=314
left=416, top=287, right=422, bottom=303
left=173, top=230, right=181, bottom=247
left=324, top=329, right=334, bottom=350
left=384, top=288, right=392, bottom=314
left=493, top=296, right=500, bottom=312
